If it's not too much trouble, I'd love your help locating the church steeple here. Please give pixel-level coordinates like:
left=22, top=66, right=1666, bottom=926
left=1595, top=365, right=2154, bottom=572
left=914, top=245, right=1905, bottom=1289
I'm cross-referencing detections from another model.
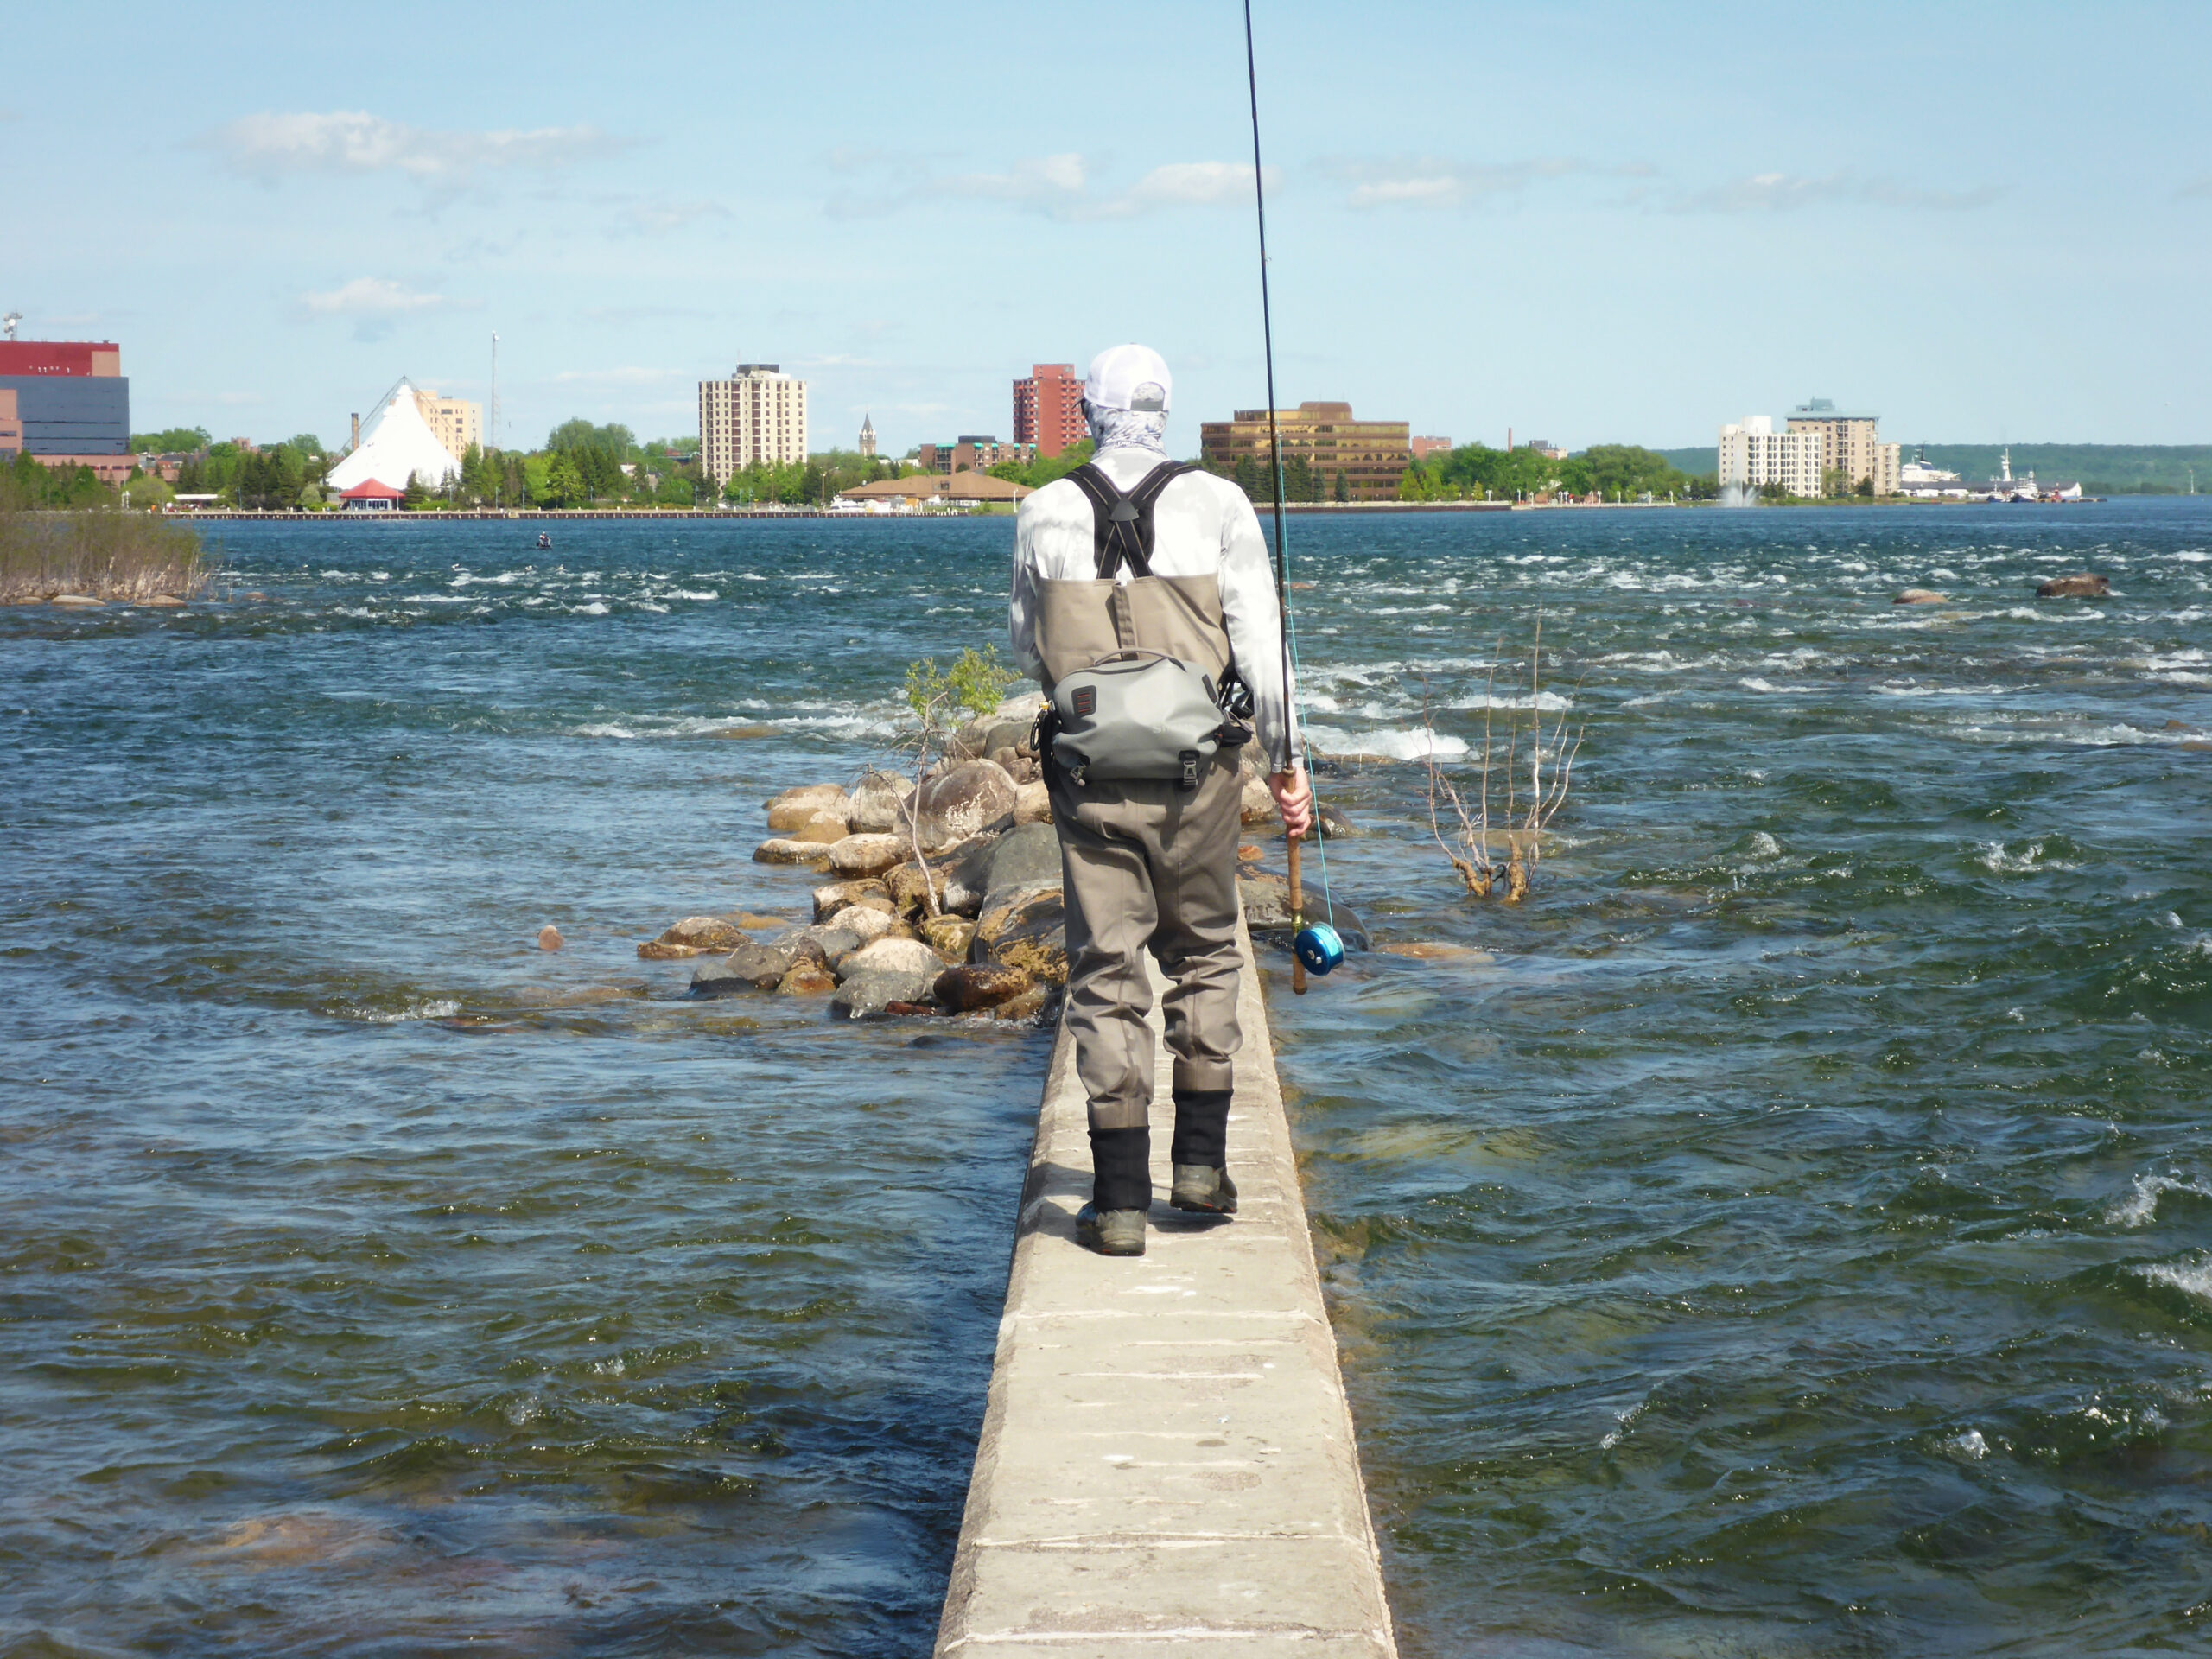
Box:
left=858, top=412, right=877, bottom=458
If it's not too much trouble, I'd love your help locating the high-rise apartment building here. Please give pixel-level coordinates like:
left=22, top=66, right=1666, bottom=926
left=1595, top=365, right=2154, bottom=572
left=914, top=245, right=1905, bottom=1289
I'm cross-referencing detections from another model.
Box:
left=1013, top=363, right=1086, bottom=458
left=699, top=363, right=809, bottom=486
left=1199, top=402, right=1412, bottom=502
left=412, top=389, right=481, bottom=459
left=1718, top=416, right=1823, bottom=499
left=0, top=339, right=129, bottom=464
left=1785, top=397, right=1901, bottom=494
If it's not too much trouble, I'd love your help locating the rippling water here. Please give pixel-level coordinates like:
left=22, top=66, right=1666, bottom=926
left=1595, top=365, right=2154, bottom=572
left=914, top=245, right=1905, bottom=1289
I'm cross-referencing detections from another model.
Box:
left=3, top=503, right=2207, bottom=1656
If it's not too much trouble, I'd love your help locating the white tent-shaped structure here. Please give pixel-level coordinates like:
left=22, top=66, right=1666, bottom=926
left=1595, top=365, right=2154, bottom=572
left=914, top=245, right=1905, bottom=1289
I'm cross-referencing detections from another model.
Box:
left=327, top=378, right=461, bottom=494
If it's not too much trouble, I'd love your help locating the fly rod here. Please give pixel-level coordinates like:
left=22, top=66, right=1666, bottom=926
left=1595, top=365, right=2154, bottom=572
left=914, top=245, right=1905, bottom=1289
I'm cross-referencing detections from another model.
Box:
left=1243, top=0, right=1344, bottom=994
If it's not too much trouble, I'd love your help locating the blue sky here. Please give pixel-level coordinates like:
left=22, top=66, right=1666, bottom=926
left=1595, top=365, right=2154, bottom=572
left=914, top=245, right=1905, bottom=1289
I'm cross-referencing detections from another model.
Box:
left=10, top=1, right=2208, bottom=455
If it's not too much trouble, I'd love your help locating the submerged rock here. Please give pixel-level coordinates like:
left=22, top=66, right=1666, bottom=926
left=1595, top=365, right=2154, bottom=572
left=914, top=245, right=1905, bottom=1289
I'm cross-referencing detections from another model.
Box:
left=537, top=925, right=564, bottom=951
left=1894, top=588, right=1948, bottom=605
left=2037, top=572, right=2111, bottom=598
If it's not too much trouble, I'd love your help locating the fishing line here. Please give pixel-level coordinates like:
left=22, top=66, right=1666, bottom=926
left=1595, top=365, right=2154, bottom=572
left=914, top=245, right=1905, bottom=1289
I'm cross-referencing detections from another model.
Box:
left=1242, top=0, right=1342, bottom=990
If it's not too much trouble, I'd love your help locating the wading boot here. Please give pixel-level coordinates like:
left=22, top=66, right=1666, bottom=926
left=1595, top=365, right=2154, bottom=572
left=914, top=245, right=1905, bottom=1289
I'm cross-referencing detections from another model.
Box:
left=1169, top=1087, right=1236, bottom=1214
left=1077, top=1204, right=1147, bottom=1256
left=1170, top=1165, right=1239, bottom=1214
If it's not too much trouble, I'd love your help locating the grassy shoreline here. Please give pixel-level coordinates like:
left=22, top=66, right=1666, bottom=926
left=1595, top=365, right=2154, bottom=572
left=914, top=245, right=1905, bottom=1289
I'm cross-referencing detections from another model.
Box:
left=0, top=509, right=214, bottom=604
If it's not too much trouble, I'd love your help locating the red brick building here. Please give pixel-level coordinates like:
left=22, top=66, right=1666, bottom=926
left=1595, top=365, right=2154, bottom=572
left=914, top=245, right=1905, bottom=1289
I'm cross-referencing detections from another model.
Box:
left=1013, top=363, right=1086, bottom=458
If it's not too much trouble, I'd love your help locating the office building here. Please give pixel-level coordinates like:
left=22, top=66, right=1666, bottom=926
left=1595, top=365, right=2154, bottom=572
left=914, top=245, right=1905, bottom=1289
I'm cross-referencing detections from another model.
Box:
left=1785, top=397, right=1901, bottom=494
left=1013, top=363, right=1086, bottom=458
left=918, top=435, right=1035, bottom=474
left=413, top=389, right=481, bottom=458
left=0, top=391, right=21, bottom=461
left=0, top=338, right=130, bottom=461
left=1718, top=416, right=1823, bottom=499
left=1198, top=402, right=1412, bottom=502
left=699, top=364, right=809, bottom=486
left=1409, top=435, right=1453, bottom=462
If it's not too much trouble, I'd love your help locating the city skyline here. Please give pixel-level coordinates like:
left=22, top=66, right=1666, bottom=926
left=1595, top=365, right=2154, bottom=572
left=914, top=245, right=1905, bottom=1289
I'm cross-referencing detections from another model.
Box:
left=8, top=0, right=2209, bottom=454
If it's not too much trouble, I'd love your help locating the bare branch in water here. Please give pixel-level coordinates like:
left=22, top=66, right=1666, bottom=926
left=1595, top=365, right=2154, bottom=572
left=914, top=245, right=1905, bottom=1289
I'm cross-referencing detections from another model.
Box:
left=1418, top=621, right=1584, bottom=904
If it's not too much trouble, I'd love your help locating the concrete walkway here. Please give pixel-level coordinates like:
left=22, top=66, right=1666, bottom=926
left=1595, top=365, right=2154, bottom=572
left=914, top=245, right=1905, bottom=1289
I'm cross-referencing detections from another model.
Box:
left=935, top=909, right=1399, bottom=1657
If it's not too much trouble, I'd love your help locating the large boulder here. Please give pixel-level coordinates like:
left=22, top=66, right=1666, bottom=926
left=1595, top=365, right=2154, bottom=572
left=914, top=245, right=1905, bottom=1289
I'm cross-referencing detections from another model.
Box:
left=833, top=906, right=903, bottom=947
left=934, top=963, right=1035, bottom=1013
left=812, top=880, right=892, bottom=923
left=776, top=963, right=836, bottom=996
left=828, top=833, right=910, bottom=878
left=848, top=770, right=914, bottom=834
left=657, top=917, right=748, bottom=951
left=2037, top=573, right=2111, bottom=599
left=975, top=885, right=1068, bottom=985
left=785, top=810, right=850, bottom=845
left=919, top=914, right=977, bottom=963
left=766, top=784, right=851, bottom=832
left=1237, top=871, right=1370, bottom=951
left=916, top=759, right=1018, bottom=850
left=982, top=823, right=1063, bottom=906
left=1014, top=779, right=1052, bottom=823
left=755, top=838, right=833, bottom=868
left=1240, top=772, right=1279, bottom=826
left=832, top=968, right=943, bottom=1020
left=842, top=936, right=946, bottom=980
left=689, top=940, right=790, bottom=996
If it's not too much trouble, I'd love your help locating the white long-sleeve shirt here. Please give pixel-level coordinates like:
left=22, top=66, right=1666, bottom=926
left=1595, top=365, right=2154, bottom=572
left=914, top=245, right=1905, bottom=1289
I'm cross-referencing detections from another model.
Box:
left=1010, top=449, right=1297, bottom=769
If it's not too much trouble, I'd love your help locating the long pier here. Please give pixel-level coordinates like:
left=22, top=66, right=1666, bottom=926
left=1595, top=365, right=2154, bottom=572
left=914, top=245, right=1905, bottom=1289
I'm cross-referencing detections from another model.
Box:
left=935, top=909, right=1398, bottom=1657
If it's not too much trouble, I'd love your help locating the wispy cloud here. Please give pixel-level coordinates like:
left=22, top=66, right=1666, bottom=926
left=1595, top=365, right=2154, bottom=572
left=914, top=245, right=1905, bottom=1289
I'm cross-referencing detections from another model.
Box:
left=829, top=151, right=1268, bottom=220
left=936, top=152, right=1089, bottom=208
left=604, top=197, right=731, bottom=237
left=299, top=276, right=465, bottom=340
left=1327, top=155, right=1645, bottom=209
left=1676, top=170, right=2000, bottom=213
left=200, top=111, right=634, bottom=188
left=2177, top=175, right=2212, bottom=200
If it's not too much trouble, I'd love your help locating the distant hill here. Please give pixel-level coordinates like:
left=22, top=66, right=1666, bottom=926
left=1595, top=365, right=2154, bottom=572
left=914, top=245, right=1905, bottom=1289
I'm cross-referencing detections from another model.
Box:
left=1909, top=445, right=2210, bottom=493
left=1657, top=448, right=1716, bottom=478
left=1650, top=442, right=2209, bottom=493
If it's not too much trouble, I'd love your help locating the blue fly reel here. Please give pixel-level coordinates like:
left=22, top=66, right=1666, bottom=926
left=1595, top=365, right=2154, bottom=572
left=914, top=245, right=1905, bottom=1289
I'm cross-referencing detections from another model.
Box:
left=1294, top=922, right=1345, bottom=976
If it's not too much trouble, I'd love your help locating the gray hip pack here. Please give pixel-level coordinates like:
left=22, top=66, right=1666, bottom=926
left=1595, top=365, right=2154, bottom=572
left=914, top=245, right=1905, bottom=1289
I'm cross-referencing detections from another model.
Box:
left=1052, top=650, right=1225, bottom=789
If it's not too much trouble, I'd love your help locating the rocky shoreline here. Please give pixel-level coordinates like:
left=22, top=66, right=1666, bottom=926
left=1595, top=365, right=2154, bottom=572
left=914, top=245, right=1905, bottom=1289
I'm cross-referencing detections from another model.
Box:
left=637, top=692, right=1368, bottom=1025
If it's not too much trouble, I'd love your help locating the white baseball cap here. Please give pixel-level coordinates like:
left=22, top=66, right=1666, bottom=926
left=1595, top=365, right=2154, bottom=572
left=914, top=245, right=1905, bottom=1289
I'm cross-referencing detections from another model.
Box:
left=1084, top=344, right=1172, bottom=414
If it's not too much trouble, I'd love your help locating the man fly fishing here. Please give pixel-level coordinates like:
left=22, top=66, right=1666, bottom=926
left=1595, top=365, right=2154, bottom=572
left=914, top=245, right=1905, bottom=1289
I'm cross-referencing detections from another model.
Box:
left=1009, top=343, right=1312, bottom=1258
